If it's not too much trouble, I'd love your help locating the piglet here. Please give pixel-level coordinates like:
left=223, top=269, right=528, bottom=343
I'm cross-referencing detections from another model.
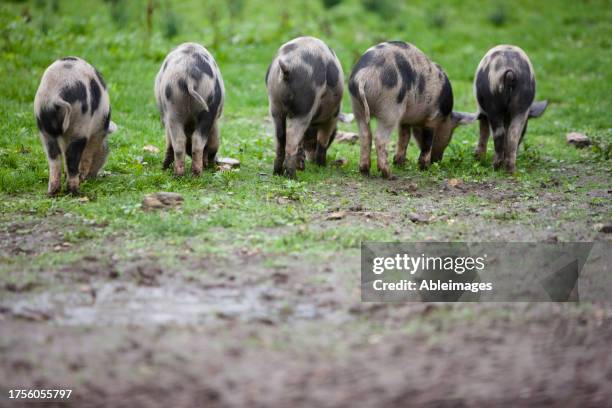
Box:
left=266, top=36, right=344, bottom=178
left=473, top=45, right=548, bottom=172
left=349, top=41, right=477, bottom=178
left=34, top=57, right=115, bottom=195
left=155, top=42, right=225, bottom=176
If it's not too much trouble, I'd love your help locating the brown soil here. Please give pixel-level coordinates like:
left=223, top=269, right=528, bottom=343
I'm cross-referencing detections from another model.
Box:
left=1, top=169, right=611, bottom=407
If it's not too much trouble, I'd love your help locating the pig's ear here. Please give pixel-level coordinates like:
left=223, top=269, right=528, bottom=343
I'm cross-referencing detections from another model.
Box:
left=451, top=111, right=478, bottom=127
left=528, top=100, right=548, bottom=118
left=278, top=59, right=290, bottom=80
left=107, top=121, right=117, bottom=134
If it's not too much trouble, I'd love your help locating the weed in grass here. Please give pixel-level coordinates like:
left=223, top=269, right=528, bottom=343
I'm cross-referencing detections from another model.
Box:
left=104, top=0, right=129, bottom=28
left=488, top=4, right=508, bottom=27
left=162, top=3, right=179, bottom=39
left=360, top=0, right=399, bottom=20
left=321, top=0, right=343, bottom=9
left=428, top=11, right=447, bottom=29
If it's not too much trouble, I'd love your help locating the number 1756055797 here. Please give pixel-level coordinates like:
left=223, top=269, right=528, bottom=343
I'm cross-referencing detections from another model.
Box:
left=8, top=389, right=72, bottom=399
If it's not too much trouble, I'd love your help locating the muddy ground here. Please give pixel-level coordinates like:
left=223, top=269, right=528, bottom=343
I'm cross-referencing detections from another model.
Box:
left=1, top=169, right=611, bottom=408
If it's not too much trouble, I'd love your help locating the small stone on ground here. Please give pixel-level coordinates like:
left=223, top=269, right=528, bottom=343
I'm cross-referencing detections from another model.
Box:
left=142, top=192, right=184, bottom=210
left=336, top=131, right=359, bottom=144
left=566, top=132, right=591, bottom=148
left=143, top=145, right=160, bottom=154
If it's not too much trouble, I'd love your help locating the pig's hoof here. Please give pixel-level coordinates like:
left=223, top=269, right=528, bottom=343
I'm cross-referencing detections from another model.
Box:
left=418, top=160, right=430, bottom=171
left=174, top=166, right=185, bottom=177
left=393, top=155, right=406, bottom=166
left=505, top=162, right=517, bottom=174
left=473, top=149, right=486, bottom=161
left=492, top=160, right=504, bottom=171
left=273, top=159, right=284, bottom=175
left=380, top=168, right=392, bottom=179
left=431, top=154, right=443, bottom=163
left=315, top=148, right=327, bottom=166
left=192, top=168, right=202, bottom=176
left=359, top=165, right=370, bottom=176
left=47, top=188, right=61, bottom=197
left=283, top=166, right=296, bottom=179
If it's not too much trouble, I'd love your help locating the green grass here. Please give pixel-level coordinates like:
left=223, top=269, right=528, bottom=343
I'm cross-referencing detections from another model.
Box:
left=0, top=0, right=610, bottom=265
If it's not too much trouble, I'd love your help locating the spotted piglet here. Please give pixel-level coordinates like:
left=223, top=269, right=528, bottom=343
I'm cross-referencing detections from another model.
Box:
left=34, top=57, right=115, bottom=195
left=473, top=45, right=548, bottom=172
left=155, top=42, right=225, bottom=176
left=266, top=36, right=344, bottom=178
left=349, top=41, right=477, bottom=178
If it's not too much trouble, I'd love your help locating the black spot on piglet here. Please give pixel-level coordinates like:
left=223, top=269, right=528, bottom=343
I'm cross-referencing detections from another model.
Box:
left=282, top=65, right=315, bottom=117
left=190, top=53, right=213, bottom=81
left=94, top=69, right=106, bottom=89
left=348, top=79, right=359, bottom=99
left=89, top=78, right=101, bottom=115
left=437, top=73, right=453, bottom=116
left=197, top=79, right=223, bottom=136
left=36, top=104, right=64, bottom=137
left=350, top=50, right=384, bottom=80
left=103, top=108, right=111, bottom=132
left=394, top=53, right=415, bottom=104
left=60, top=80, right=88, bottom=114
left=301, top=52, right=326, bottom=86
left=46, top=137, right=61, bottom=159
left=178, top=78, right=189, bottom=94
left=380, top=66, right=398, bottom=88
left=326, top=61, right=339, bottom=88
left=387, top=41, right=410, bottom=49
left=65, top=137, right=87, bottom=177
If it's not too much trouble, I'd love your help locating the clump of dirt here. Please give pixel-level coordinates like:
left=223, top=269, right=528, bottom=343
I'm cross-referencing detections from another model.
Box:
left=0, top=215, right=106, bottom=257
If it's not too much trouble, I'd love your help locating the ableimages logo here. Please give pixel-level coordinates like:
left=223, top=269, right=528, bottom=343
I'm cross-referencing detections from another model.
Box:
left=372, top=253, right=487, bottom=275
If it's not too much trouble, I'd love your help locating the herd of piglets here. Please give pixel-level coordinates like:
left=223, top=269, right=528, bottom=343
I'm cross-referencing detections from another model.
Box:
left=34, top=37, right=548, bottom=195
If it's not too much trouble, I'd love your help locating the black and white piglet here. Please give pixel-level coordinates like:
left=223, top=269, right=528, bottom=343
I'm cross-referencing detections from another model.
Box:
left=473, top=45, right=548, bottom=172
left=155, top=42, right=225, bottom=176
left=266, top=36, right=344, bottom=178
left=34, top=57, right=115, bottom=195
left=349, top=41, right=476, bottom=178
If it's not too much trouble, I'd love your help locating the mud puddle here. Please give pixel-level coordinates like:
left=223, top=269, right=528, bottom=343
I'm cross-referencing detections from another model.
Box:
left=1, top=280, right=342, bottom=326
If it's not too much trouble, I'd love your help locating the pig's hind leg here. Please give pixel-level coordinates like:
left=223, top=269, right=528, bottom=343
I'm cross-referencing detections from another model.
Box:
left=40, top=132, right=62, bottom=196
left=65, top=137, right=87, bottom=194
left=167, top=120, right=187, bottom=176
left=504, top=112, right=529, bottom=173
left=474, top=115, right=490, bottom=161
left=374, top=121, right=395, bottom=178
left=203, top=122, right=219, bottom=169
left=314, top=118, right=337, bottom=166
left=393, top=124, right=411, bottom=166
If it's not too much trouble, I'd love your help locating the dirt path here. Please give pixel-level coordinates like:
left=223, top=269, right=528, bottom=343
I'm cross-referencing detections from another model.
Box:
left=1, top=170, right=611, bottom=407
